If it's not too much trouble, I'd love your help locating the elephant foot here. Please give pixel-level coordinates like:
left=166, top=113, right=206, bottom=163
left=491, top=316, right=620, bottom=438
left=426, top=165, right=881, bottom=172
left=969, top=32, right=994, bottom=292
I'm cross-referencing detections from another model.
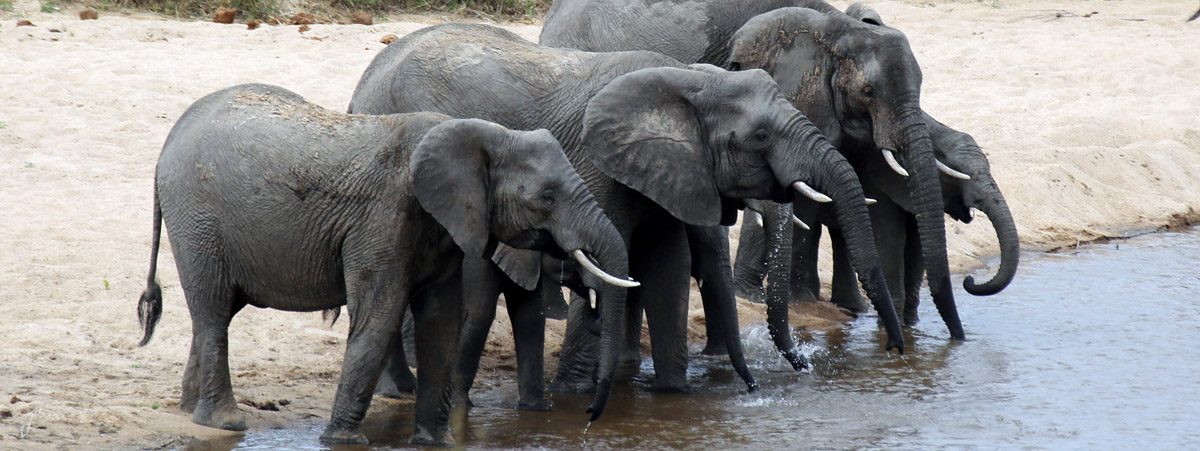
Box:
left=320, top=423, right=368, bottom=445
left=700, top=338, right=729, bottom=356
left=409, top=425, right=453, bottom=447
left=903, top=310, right=920, bottom=327
left=649, top=378, right=693, bottom=393
left=782, top=350, right=812, bottom=373
left=830, top=295, right=868, bottom=314
left=179, top=396, right=197, bottom=414
left=375, top=373, right=416, bottom=399
left=192, top=403, right=247, bottom=432
left=451, top=392, right=474, bottom=410
left=517, top=397, right=551, bottom=411
left=734, top=285, right=765, bottom=304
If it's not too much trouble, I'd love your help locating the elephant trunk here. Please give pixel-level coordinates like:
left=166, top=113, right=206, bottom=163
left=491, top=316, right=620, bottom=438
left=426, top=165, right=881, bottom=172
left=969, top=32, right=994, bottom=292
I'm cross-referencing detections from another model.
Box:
left=551, top=187, right=629, bottom=422
left=762, top=200, right=808, bottom=370
left=816, top=150, right=905, bottom=353
left=895, top=110, right=964, bottom=339
left=964, top=178, right=1019, bottom=295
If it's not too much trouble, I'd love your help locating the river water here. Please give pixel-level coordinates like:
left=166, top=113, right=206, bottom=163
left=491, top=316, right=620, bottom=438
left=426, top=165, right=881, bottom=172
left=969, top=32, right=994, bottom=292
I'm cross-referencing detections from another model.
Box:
left=203, top=228, right=1200, bottom=449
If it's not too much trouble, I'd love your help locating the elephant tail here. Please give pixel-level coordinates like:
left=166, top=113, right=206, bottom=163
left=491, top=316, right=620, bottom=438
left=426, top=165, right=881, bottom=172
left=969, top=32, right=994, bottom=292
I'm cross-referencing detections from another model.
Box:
left=137, top=182, right=164, bottom=347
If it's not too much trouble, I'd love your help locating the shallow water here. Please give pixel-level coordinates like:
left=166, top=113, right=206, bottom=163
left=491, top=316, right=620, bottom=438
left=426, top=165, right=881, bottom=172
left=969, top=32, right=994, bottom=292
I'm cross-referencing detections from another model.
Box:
left=202, top=229, right=1200, bottom=449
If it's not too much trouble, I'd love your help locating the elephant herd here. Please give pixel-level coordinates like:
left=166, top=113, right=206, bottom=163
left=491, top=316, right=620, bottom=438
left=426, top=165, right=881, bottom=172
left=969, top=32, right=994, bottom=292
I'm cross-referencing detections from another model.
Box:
left=134, top=0, right=1019, bottom=446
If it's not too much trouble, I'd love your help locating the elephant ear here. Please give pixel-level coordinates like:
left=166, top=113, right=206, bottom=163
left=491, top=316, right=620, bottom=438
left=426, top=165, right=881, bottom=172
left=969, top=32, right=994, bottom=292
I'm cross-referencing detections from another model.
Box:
left=582, top=67, right=722, bottom=226
left=490, top=244, right=542, bottom=291
left=845, top=2, right=885, bottom=25
left=728, top=7, right=847, bottom=144
left=412, top=118, right=510, bottom=258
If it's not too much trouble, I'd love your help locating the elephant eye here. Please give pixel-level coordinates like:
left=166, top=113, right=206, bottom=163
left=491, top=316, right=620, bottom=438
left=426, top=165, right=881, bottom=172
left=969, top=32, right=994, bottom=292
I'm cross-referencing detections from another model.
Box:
left=540, top=187, right=556, bottom=207
left=863, top=85, right=875, bottom=98
left=753, top=128, right=770, bottom=143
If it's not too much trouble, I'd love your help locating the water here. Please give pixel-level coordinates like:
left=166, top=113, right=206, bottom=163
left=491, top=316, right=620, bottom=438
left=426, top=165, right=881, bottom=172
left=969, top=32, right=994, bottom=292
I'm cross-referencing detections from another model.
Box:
left=201, top=229, right=1200, bottom=449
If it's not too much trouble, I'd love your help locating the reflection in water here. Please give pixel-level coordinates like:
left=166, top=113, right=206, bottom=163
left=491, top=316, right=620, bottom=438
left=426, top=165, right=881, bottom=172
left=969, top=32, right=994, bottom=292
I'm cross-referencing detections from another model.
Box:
left=202, top=229, right=1200, bottom=449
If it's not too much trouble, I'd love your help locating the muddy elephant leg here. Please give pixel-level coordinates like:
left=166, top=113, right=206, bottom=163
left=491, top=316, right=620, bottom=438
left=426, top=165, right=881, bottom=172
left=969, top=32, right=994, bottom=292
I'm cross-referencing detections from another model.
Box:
left=688, top=225, right=756, bottom=390
left=791, top=217, right=823, bottom=304
left=181, top=260, right=246, bottom=431
left=633, top=219, right=691, bottom=392
left=376, top=309, right=417, bottom=398
left=409, top=274, right=462, bottom=446
left=902, top=214, right=924, bottom=326
left=732, top=214, right=768, bottom=303
left=505, top=283, right=548, bottom=411
left=829, top=229, right=868, bottom=313
left=320, top=269, right=407, bottom=445
left=450, top=257, right=502, bottom=409
left=548, top=291, right=600, bottom=393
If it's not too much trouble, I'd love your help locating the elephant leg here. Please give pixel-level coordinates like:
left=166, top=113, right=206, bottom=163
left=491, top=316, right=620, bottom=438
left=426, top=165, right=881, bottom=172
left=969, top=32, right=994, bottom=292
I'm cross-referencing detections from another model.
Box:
left=180, top=260, right=246, bottom=431
left=632, top=219, right=691, bottom=392
left=829, top=229, right=868, bottom=313
left=375, top=308, right=417, bottom=398
left=320, top=268, right=407, bottom=445
left=689, top=225, right=757, bottom=391
left=902, top=214, right=924, bottom=326
left=619, top=288, right=644, bottom=372
left=548, top=291, right=600, bottom=393
left=869, top=200, right=908, bottom=324
left=450, top=257, right=503, bottom=409
left=732, top=214, right=768, bottom=303
left=409, top=275, right=462, bottom=446
left=540, top=276, right=569, bottom=321
left=791, top=221, right=823, bottom=304
left=505, top=283, right=548, bottom=411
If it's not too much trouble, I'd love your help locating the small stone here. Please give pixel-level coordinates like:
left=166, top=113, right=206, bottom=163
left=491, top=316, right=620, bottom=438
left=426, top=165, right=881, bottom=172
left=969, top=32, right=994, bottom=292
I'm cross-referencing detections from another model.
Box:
left=213, top=7, right=237, bottom=24
left=290, top=12, right=316, bottom=25
left=79, top=9, right=98, bottom=20
left=298, top=24, right=310, bottom=33
left=380, top=33, right=398, bottom=45
left=246, top=19, right=260, bottom=30
left=16, top=19, right=34, bottom=27
left=350, top=11, right=372, bottom=25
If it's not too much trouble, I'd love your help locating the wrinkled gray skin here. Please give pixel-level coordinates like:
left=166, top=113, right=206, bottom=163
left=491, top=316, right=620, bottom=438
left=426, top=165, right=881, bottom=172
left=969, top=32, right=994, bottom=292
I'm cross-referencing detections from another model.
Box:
left=543, top=0, right=964, bottom=340
left=737, top=112, right=1020, bottom=323
left=349, top=24, right=900, bottom=396
left=134, top=84, right=630, bottom=445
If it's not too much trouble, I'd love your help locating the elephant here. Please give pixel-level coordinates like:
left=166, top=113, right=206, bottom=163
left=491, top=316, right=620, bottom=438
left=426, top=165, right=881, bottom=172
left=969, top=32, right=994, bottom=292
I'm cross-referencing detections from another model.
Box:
left=348, top=24, right=902, bottom=397
left=541, top=0, right=966, bottom=341
left=133, top=84, right=633, bottom=445
left=736, top=111, right=1020, bottom=324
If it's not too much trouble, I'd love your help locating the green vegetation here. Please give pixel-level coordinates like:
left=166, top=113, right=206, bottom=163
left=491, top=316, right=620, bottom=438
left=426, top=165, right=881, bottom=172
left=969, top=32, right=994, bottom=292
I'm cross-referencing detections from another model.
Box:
left=41, top=0, right=59, bottom=13
left=0, top=0, right=13, bottom=12
left=108, top=0, right=549, bottom=20
left=102, top=278, right=110, bottom=290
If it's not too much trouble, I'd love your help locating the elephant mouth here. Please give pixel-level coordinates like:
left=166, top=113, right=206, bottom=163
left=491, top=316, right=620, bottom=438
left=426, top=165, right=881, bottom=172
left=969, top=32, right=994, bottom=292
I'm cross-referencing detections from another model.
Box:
left=506, top=229, right=560, bottom=254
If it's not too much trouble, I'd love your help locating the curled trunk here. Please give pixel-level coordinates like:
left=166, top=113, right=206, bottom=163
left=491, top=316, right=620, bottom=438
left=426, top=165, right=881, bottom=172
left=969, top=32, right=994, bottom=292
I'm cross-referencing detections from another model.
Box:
left=964, top=180, right=1019, bottom=295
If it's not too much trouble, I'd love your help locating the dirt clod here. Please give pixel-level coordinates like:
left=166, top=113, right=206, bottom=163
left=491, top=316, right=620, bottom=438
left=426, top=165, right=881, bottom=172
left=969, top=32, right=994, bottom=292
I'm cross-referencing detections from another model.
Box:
left=10, top=396, right=24, bottom=404
left=350, top=11, right=373, bottom=25
left=213, top=8, right=237, bottom=24
left=246, top=19, right=260, bottom=30
left=291, top=13, right=317, bottom=25
left=380, top=33, right=398, bottom=45
left=298, top=24, right=311, bottom=33
left=16, top=19, right=34, bottom=27
left=239, top=399, right=280, bottom=411
left=79, top=9, right=98, bottom=20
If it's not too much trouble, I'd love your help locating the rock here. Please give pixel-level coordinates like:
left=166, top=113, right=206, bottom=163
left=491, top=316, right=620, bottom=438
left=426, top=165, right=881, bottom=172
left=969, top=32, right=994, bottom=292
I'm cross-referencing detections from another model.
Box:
left=246, top=19, right=260, bottom=30
left=380, top=33, right=398, bottom=45
left=213, top=7, right=237, bottom=24
left=350, top=11, right=372, bottom=25
left=16, top=19, right=34, bottom=27
left=79, top=9, right=98, bottom=20
left=298, top=24, right=310, bottom=33
left=290, top=12, right=316, bottom=25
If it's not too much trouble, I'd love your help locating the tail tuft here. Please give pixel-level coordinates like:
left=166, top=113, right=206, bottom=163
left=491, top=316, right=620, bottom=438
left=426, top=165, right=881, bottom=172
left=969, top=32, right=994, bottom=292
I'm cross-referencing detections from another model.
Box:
left=321, top=308, right=341, bottom=326
left=137, top=282, right=163, bottom=347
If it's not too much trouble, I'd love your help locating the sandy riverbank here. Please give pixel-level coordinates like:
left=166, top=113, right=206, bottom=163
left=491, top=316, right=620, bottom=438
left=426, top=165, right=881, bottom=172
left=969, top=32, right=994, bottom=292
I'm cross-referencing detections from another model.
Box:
left=1, top=1, right=1198, bottom=447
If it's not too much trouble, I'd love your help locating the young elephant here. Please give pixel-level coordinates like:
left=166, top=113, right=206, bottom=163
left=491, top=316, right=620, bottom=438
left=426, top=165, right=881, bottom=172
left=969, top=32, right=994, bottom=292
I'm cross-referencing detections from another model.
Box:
left=134, top=84, right=632, bottom=445
left=349, top=23, right=903, bottom=397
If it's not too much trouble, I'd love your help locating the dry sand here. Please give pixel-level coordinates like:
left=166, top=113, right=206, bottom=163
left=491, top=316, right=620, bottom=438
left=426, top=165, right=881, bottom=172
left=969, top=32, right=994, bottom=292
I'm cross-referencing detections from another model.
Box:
left=1, top=0, right=1198, bottom=448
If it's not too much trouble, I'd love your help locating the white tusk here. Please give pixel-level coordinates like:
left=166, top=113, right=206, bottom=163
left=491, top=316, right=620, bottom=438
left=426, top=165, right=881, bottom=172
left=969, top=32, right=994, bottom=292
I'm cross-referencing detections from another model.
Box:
left=572, top=250, right=640, bottom=288
left=865, top=197, right=877, bottom=205
left=882, top=149, right=909, bottom=177
left=792, top=181, right=833, bottom=203
left=937, top=159, right=971, bottom=180
left=588, top=289, right=597, bottom=310
left=753, top=211, right=764, bottom=227
left=791, top=214, right=811, bottom=230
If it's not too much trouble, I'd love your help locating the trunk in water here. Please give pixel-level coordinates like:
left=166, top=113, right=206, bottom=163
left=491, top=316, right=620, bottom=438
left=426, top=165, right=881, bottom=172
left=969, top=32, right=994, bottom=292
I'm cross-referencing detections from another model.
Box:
left=899, top=114, right=964, bottom=339
left=964, top=180, right=1019, bottom=295
left=763, top=199, right=808, bottom=370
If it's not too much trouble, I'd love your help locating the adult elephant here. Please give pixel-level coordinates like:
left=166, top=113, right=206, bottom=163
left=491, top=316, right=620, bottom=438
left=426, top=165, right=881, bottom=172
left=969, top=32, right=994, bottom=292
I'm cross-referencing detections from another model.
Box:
left=737, top=112, right=1020, bottom=324
left=134, top=84, right=634, bottom=445
left=349, top=24, right=903, bottom=396
left=542, top=0, right=966, bottom=340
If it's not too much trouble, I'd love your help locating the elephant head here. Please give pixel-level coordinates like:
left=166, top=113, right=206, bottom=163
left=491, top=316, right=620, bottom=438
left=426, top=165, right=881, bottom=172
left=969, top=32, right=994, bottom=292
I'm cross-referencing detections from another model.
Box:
left=727, top=7, right=964, bottom=339
left=582, top=66, right=905, bottom=358
left=927, top=114, right=1020, bottom=296
left=410, top=119, right=634, bottom=420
